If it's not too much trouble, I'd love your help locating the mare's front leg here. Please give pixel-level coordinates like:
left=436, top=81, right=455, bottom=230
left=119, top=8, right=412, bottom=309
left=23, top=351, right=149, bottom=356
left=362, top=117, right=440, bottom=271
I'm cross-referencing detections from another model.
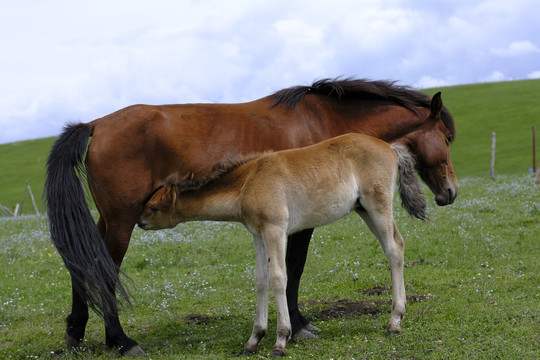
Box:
left=286, top=228, right=320, bottom=338
left=244, top=234, right=269, bottom=354
left=357, top=212, right=406, bottom=333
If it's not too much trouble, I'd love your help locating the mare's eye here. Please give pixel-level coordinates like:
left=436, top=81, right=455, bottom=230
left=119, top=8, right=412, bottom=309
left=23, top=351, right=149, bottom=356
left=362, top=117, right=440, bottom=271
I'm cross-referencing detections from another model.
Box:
left=149, top=206, right=157, bottom=213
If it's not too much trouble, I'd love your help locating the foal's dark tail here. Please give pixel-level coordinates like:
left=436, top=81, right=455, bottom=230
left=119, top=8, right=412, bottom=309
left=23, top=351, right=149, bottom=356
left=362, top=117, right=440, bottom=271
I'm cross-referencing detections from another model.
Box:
left=391, top=144, right=428, bottom=221
left=45, top=123, right=129, bottom=318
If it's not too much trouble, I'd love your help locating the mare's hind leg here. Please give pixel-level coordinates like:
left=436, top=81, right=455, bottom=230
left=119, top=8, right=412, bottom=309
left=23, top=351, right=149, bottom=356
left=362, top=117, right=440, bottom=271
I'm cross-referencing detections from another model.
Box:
left=357, top=211, right=406, bottom=333
left=100, top=216, right=145, bottom=356
left=64, top=218, right=110, bottom=348
left=65, top=278, right=90, bottom=348
left=286, top=229, right=319, bottom=339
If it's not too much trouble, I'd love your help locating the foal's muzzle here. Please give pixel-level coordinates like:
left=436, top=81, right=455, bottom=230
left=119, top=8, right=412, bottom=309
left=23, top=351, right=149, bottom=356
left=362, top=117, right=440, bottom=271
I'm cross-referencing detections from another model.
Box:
left=137, top=219, right=150, bottom=230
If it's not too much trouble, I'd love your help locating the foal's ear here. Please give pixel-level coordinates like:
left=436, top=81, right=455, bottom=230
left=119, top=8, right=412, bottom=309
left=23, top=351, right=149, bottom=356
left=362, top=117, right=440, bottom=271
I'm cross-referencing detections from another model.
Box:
left=430, top=91, right=443, bottom=117
left=160, top=186, right=176, bottom=206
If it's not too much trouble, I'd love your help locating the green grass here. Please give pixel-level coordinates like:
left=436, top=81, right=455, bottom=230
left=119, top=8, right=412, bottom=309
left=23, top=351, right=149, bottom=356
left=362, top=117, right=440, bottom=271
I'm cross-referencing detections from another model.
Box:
left=0, top=137, right=55, bottom=215
left=424, top=79, right=540, bottom=178
left=1, top=174, right=539, bottom=359
left=1, top=79, right=539, bottom=358
left=1, top=79, right=540, bottom=213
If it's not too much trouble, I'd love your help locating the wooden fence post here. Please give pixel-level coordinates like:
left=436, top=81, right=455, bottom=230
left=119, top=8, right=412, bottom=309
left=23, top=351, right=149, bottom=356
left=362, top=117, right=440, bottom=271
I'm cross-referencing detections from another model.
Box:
left=491, top=132, right=496, bottom=180
left=27, top=183, right=40, bottom=216
left=533, top=126, right=536, bottom=173
left=0, top=204, right=14, bottom=217
left=0, top=182, right=40, bottom=217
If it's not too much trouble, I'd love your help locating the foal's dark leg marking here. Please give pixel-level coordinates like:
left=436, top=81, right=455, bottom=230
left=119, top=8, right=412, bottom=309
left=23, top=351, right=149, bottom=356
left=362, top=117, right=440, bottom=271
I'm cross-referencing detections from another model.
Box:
left=286, top=228, right=315, bottom=337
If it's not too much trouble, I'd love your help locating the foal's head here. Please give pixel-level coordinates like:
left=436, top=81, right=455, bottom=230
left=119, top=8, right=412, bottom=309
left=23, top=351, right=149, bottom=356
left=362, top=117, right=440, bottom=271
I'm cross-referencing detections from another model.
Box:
left=404, top=92, right=459, bottom=205
left=138, top=185, right=179, bottom=230
left=138, top=152, right=264, bottom=230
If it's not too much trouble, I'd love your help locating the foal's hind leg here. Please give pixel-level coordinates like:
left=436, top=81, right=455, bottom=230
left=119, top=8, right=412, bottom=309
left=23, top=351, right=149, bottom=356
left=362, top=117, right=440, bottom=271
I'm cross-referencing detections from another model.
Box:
left=357, top=211, right=406, bottom=333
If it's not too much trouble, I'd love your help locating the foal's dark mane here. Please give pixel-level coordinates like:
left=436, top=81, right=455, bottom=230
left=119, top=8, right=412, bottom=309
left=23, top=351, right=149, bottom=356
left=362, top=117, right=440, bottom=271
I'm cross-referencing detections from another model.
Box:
left=271, top=78, right=456, bottom=139
left=167, top=152, right=266, bottom=192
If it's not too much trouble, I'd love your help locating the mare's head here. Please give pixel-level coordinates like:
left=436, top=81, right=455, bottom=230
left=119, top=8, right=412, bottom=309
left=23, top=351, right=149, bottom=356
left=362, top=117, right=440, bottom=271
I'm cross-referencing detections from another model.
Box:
left=405, top=92, right=458, bottom=205
left=138, top=185, right=179, bottom=230
left=272, top=78, right=458, bottom=206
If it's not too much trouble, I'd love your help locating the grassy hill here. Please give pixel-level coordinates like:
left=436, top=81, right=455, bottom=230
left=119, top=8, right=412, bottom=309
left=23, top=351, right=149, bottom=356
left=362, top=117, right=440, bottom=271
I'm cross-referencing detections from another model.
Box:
left=0, top=136, right=56, bottom=215
left=1, top=79, right=539, bottom=214
left=424, top=79, right=540, bottom=178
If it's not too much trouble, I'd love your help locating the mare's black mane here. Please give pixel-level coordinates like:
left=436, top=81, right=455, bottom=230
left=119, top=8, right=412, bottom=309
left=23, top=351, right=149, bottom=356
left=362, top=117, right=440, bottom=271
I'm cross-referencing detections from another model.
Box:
left=271, top=78, right=456, bottom=139
left=150, top=78, right=457, bottom=199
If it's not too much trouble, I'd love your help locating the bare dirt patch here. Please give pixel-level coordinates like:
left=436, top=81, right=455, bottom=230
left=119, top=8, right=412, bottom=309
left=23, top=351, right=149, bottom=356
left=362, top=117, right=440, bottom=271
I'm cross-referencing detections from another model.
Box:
left=184, top=313, right=216, bottom=324
left=301, top=284, right=433, bottom=321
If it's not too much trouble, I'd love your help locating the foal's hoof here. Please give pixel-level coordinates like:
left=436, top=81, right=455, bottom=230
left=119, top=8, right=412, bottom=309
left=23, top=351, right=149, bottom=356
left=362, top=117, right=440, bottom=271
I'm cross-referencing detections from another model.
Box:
left=386, top=325, right=402, bottom=336
left=122, top=345, right=146, bottom=357
left=242, top=349, right=254, bottom=356
left=291, top=328, right=318, bottom=340
left=272, top=349, right=286, bottom=357
left=65, top=332, right=82, bottom=348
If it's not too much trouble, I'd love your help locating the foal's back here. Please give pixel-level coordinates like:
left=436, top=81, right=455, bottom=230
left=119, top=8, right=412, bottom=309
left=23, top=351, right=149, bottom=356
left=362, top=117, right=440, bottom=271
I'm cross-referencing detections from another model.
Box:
left=239, top=134, right=398, bottom=234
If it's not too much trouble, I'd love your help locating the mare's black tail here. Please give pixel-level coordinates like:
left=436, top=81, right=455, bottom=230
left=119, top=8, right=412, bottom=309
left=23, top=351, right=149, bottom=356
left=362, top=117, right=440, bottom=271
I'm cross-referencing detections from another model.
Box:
left=45, top=123, right=129, bottom=317
left=391, top=144, right=428, bottom=221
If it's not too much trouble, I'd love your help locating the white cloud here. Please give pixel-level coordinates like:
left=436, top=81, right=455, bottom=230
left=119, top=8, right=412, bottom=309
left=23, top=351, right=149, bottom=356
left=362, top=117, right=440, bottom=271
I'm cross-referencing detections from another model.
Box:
left=482, top=71, right=508, bottom=83
left=527, top=71, right=540, bottom=79
left=491, top=41, right=540, bottom=57
left=2, top=0, right=540, bottom=143
left=413, top=76, right=451, bottom=89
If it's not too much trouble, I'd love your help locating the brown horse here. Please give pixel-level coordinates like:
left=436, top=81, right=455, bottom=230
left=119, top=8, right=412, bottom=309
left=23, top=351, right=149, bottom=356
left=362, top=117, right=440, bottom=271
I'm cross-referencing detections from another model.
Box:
left=138, top=134, right=427, bottom=356
left=45, top=78, right=458, bottom=356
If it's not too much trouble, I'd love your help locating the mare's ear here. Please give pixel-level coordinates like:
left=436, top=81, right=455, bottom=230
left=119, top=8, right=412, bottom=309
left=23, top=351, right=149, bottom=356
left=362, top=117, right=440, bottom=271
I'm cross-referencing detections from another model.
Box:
left=430, top=92, right=443, bottom=117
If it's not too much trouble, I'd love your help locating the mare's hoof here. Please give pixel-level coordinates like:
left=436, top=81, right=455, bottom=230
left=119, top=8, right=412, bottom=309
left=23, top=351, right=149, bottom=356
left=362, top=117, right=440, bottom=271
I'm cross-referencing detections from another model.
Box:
left=65, top=332, right=82, bottom=348
left=305, top=323, right=321, bottom=333
left=122, top=345, right=146, bottom=357
left=292, top=328, right=318, bottom=340
left=242, top=349, right=254, bottom=356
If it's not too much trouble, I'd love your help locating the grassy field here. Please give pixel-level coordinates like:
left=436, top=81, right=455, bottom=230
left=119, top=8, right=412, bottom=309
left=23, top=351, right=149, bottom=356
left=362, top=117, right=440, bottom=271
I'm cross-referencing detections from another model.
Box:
left=424, top=79, right=540, bottom=178
left=0, top=136, right=55, bottom=215
left=1, top=80, right=539, bottom=358
left=1, top=174, right=539, bottom=359
left=1, top=79, right=540, bottom=213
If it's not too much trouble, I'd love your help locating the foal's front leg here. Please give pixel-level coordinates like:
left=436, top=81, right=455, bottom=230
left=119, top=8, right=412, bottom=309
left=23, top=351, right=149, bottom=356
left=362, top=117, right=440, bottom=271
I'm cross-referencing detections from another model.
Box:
left=263, top=227, right=291, bottom=357
left=243, top=234, right=269, bottom=354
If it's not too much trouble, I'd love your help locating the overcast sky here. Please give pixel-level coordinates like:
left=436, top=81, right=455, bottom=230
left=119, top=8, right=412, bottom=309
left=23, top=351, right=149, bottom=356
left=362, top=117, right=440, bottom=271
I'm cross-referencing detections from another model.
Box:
left=1, top=0, right=539, bottom=144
